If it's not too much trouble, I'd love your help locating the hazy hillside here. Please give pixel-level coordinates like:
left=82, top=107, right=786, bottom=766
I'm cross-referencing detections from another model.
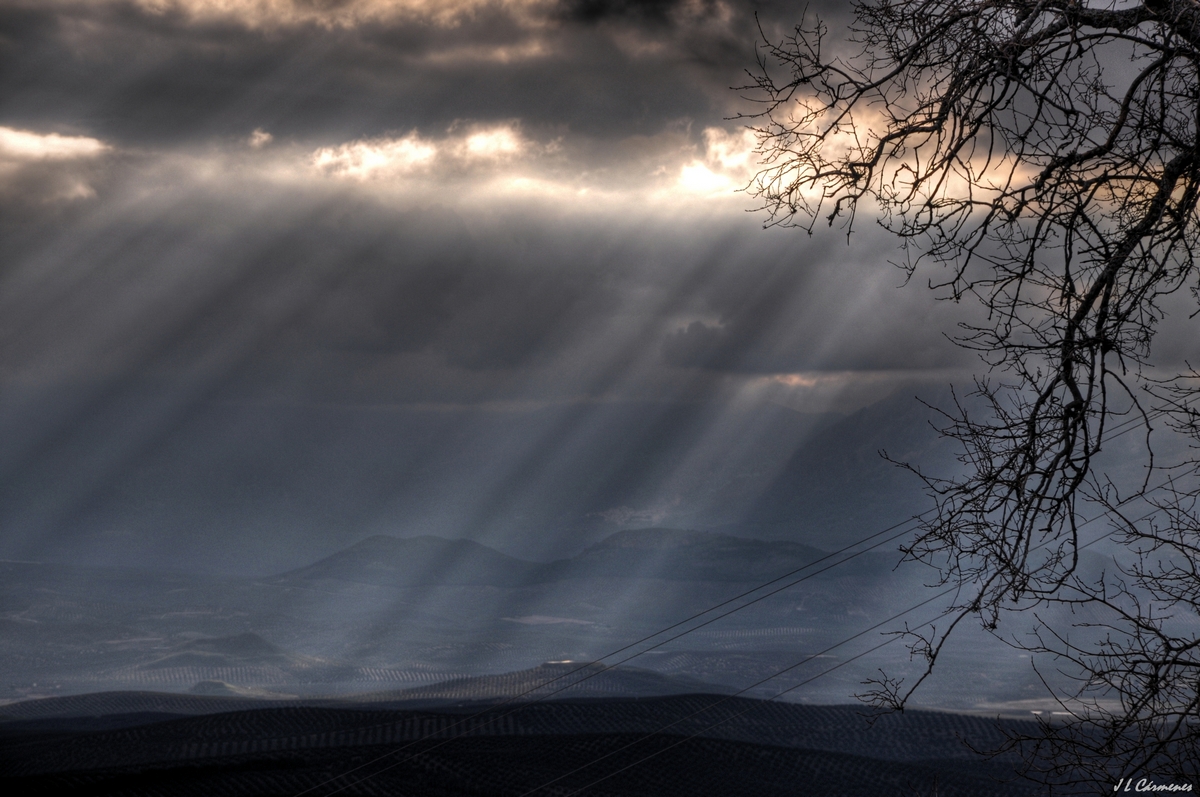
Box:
left=353, top=661, right=735, bottom=703
left=0, top=526, right=1059, bottom=712
left=270, top=528, right=879, bottom=589
left=6, top=400, right=833, bottom=573
left=546, top=528, right=830, bottom=583
left=6, top=389, right=961, bottom=572
left=743, top=389, right=960, bottom=546
left=272, top=535, right=543, bottom=588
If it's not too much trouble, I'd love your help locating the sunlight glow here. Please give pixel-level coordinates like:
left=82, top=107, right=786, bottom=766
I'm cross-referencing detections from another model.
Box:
left=679, top=163, right=732, bottom=194
left=702, top=127, right=757, bottom=172
left=312, top=132, right=438, bottom=180
left=209, top=122, right=772, bottom=212
left=675, top=127, right=759, bottom=196
left=248, top=129, right=273, bottom=149
left=0, top=127, right=111, bottom=202
left=0, top=127, right=109, bottom=161
left=751, top=101, right=1041, bottom=220
left=461, top=126, right=525, bottom=160
left=312, top=124, right=528, bottom=181
left=771, top=373, right=822, bottom=388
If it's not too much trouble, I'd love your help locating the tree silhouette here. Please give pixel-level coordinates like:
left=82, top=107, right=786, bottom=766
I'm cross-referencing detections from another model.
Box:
left=745, top=0, right=1199, bottom=788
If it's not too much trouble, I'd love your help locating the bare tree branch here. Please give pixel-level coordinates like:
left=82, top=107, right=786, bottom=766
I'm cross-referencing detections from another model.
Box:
left=744, top=0, right=1200, bottom=788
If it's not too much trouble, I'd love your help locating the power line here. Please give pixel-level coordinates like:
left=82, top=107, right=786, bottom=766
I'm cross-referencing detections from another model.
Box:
left=296, top=513, right=928, bottom=795
left=538, top=610, right=946, bottom=797
left=299, top=401, right=1185, bottom=795
left=518, top=502, right=1169, bottom=797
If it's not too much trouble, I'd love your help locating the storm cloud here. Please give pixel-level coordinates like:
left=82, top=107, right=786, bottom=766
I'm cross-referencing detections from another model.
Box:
left=0, top=0, right=974, bottom=570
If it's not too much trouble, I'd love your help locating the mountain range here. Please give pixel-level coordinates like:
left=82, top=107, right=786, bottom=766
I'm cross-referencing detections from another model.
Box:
left=8, top=390, right=964, bottom=572
left=272, top=528, right=840, bottom=589
left=1, top=522, right=1059, bottom=712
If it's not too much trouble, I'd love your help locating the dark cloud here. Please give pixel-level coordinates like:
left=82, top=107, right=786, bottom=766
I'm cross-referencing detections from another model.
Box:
left=0, top=1, right=776, bottom=149
left=663, top=319, right=727, bottom=366
left=656, top=230, right=976, bottom=373
left=305, top=230, right=612, bottom=370
left=559, top=0, right=705, bottom=25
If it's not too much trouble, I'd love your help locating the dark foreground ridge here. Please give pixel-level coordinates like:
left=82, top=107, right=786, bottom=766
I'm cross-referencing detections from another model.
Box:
left=0, top=692, right=1045, bottom=796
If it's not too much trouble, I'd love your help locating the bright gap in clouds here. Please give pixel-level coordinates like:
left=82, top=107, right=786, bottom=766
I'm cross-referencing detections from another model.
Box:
left=462, top=125, right=525, bottom=160
left=312, top=132, right=439, bottom=179
left=310, top=123, right=530, bottom=181
left=0, top=128, right=109, bottom=161
left=303, top=122, right=758, bottom=203
left=679, top=163, right=732, bottom=194
left=0, top=127, right=112, bottom=202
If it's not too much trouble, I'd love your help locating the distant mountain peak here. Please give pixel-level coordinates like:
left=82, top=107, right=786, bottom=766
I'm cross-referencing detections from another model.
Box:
left=272, top=533, right=539, bottom=588
left=294, top=534, right=526, bottom=570
left=348, top=534, right=404, bottom=548
left=178, top=633, right=282, bottom=657
left=586, top=528, right=715, bottom=551
left=349, top=534, right=464, bottom=550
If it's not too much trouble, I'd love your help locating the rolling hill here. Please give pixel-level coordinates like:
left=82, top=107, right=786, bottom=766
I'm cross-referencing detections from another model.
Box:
left=0, top=692, right=1050, bottom=796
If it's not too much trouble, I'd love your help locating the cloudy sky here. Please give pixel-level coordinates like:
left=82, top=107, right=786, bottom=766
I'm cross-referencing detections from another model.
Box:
left=0, top=0, right=981, bottom=572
